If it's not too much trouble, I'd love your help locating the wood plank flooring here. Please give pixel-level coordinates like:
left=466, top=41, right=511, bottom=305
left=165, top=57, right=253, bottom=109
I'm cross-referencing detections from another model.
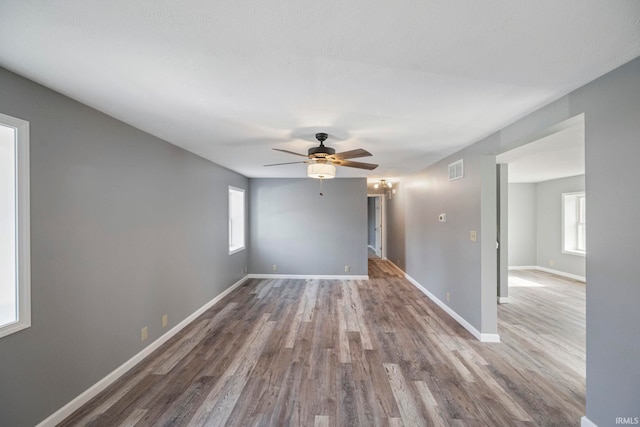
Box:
left=60, top=261, right=585, bottom=426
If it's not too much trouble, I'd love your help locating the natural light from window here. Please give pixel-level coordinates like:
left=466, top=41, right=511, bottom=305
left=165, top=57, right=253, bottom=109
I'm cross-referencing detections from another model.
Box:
left=0, top=123, right=17, bottom=327
left=0, top=113, right=30, bottom=339
left=562, top=192, right=586, bottom=256
left=229, top=186, right=245, bottom=255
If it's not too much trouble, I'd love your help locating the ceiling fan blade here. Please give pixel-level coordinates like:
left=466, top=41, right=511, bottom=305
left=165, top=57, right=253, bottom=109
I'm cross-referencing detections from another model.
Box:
left=273, top=148, right=308, bottom=157
left=332, top=159, right=378, bottom=170
left=264, top=161, right=308, bottom=167
left=331, top=148, right=372, bottom=160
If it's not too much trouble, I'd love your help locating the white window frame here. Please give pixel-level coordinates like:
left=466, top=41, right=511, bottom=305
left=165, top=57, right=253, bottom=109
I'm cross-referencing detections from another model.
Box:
left=0, top=113, right=31, bottom=339
left=562, top=191, right=586, bottom=256
left=228, top=186, right=245, bottom=255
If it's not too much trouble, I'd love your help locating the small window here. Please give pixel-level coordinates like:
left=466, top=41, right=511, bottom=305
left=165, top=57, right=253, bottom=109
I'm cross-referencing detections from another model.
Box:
left=228, top=186, right=245, bottom=254
left=0, top=113, right=30, bottom=339
left=562, top=192, right=586, bottom=256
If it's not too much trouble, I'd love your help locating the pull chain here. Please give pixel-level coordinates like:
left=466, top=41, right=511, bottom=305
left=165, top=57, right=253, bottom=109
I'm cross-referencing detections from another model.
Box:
left=319, top=177, right=324, bottom=196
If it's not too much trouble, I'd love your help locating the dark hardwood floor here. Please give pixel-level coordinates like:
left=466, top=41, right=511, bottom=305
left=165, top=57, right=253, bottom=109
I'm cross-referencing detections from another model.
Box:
left=60, top=260, right=585, bottom=426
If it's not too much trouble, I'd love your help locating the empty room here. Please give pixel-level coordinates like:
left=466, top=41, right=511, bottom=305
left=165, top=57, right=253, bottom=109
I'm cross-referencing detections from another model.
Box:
left=1, top=2, right=639, bottom=427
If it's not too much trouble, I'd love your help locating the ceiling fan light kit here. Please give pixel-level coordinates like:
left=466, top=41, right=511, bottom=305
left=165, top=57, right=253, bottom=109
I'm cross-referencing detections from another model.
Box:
left=307, top=163, right=336, bottom=179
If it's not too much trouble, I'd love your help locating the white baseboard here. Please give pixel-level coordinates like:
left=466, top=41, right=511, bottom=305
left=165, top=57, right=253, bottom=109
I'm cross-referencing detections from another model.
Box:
left=36, top=275, right=250, bottom=427
left=535, top=266, right=585, bottom=282
left=498, top=296, right=511, bottom=304
left=581, top=416, right=598, bottom=427
left=388, top=262, right=500, bottom=343
left=247, top=274, right=369, bottom=280
left=509, top=265, right=585, bottom=282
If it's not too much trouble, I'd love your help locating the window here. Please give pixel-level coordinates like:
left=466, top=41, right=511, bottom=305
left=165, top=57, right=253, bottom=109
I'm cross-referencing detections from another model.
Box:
left=228, top=186, right=245, bottom=254
left=0, top=113, right=30, bottom=339
left=562, top=192, right=586, bottom=256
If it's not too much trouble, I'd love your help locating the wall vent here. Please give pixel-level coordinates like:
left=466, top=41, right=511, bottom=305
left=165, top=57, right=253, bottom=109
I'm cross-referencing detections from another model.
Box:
left=448, top=159, right=464, bottom=181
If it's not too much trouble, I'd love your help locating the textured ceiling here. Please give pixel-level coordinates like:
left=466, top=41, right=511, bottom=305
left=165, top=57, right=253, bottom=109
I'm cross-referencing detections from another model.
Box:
left=1, top=1, right=639, bottom=179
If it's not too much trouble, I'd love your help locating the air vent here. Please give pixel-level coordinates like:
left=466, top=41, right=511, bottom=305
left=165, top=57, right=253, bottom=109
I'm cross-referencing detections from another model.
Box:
left=448, top=159, right=464, bottom=181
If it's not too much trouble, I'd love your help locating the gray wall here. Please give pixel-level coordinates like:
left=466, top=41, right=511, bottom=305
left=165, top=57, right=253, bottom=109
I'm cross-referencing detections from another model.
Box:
left=368, top=197, right=375, bottom=247
left=386, top=154, right=497, bottom=334
left=536, top=175, right=586, bottom=277
left=508, top=183, right=537, bottom=266
left=388, top=57, right=640, bottom=425
left=249, top=178, right=367, bottom=276
left=0, top=67, right=249, bottom=427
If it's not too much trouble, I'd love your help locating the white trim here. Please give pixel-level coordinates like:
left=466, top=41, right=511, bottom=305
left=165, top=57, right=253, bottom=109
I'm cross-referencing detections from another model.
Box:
left=0, top=113, right=31, bottom=339
left=535, top=266, right=585, bottom=282
left=581, top=416, right=598, bottom=427
left=228, top=246, right=246, bottom=256
left=562, top=249, right=586, bottom=257
left=387, top=262, right=499, bottom=343
left=368, top=244, right=376, bottom=251
left=498, top=297, right=511, bottom=304
left=248, top=274, right=369, bottom=280
left=35, top=275, right=250, bottom=427
left=508, top=265, right=585, bottom=282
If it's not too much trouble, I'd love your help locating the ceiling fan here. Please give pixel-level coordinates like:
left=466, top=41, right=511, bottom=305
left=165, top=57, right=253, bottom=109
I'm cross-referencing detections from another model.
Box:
left=265, top=133, right=378, bottom=178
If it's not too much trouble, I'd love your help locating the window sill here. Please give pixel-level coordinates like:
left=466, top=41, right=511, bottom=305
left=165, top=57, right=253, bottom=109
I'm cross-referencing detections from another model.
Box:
left=563, top=250, right=586, bottom=257
left=229, top=246, right=246, bottom=255
left=0, top=320, right=31, bottom=339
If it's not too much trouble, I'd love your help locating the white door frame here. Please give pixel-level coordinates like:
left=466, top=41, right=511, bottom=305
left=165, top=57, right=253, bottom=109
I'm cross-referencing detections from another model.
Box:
left=367, top=194, right=387, bottom=259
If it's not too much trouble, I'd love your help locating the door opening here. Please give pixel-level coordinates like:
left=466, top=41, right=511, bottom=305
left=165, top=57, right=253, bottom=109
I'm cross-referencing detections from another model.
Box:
left=367, top=194, right=385, bottom=259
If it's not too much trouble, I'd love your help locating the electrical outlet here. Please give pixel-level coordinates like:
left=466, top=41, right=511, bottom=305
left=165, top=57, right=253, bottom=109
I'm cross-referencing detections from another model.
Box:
left=550, top=259, right=555, bottom=267
left=162, top=315, right=168, bottom=328
left=470, top=230, right=477, bottom=242
left=141, top=327, right=148, bottom=341
left=446, top=292, right=451, bottom=302
left=345, top=265, right=350, bottom=273
left=272, top=264, right=277, bottom=271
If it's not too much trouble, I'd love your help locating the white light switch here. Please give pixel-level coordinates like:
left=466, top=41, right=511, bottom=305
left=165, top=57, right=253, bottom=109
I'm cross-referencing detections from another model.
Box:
left=470, top=230, right=477, bottom=241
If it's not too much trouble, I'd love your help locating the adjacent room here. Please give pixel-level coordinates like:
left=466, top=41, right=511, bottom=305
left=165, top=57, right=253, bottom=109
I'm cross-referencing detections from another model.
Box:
left=1, top=2, right=639, bottom=427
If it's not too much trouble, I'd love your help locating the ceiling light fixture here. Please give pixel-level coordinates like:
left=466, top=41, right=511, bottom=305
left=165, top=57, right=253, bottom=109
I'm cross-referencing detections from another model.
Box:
left=308, top=162, right=336, bottom=179
left=374, top=179, right=392, bottom=189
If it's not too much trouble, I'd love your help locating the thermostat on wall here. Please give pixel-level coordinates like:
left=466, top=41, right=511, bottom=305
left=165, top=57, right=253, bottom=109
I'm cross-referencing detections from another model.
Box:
left=439, top=213, right=446, bottom=222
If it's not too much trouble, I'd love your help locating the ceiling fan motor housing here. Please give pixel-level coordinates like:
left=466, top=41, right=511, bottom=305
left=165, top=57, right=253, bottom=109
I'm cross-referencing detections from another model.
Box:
left=308, top=145, right=335, bottom=158
left=308, top=132, right=335, bottom=158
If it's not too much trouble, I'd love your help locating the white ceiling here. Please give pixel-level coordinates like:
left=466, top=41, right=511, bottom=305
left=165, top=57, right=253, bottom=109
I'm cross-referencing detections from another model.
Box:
left=497, top=119, right=585, bottom=183
left=1, top=1, right=639, bottom=179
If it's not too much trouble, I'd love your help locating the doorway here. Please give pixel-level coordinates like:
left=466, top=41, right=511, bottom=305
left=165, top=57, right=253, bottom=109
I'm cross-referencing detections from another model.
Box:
left=367, top=194, right=384, bottom=259
left=496, top=113, right=586, bottom=292
left=494, top=113, right=586, bottom=416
